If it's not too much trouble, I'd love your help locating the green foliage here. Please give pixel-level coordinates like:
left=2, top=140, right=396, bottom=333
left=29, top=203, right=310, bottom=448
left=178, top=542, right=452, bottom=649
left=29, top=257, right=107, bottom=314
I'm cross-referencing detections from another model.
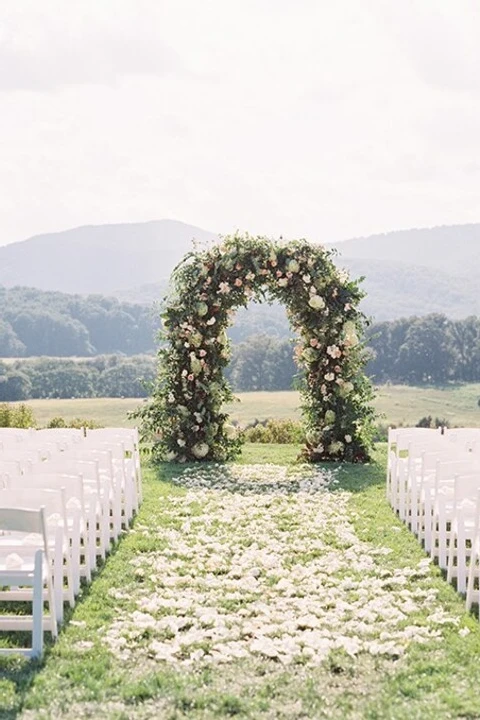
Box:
left=0, top=370, right=31, bottom=401
left=137, top=234, right=376, bottom=463
left=226, top=334, right=298, bottom=391
left=46, top=416, right=102, bottom=429
left=0, top=402, right=36, bottom=428
left=0, top=355, right=156, bottom=400
left=0, top=286, right=158, bottom=357
left=415, top=415, right=450, bottom=429
left=242, top=418, right=305, bottom=444
left=366, top=314, right=480, bottom=385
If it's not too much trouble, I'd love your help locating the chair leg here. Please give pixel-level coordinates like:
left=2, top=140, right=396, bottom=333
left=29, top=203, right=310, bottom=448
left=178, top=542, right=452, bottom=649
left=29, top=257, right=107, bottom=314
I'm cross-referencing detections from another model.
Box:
left=32, top=550, right=44, bottom=658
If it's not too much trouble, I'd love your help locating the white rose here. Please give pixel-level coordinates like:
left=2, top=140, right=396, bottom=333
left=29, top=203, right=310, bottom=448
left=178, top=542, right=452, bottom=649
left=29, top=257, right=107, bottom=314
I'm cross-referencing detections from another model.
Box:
left=165, top=451, right=177, bottom=461
left=192, top=442, right=209, bottom=458
left=286, top=259, right=300, bottom=273
left=308, top=295, right=326, bottom=310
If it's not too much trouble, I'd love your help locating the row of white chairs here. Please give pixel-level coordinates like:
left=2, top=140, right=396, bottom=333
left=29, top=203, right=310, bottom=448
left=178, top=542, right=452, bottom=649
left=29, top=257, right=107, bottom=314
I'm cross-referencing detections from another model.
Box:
left=0, top=427, right=142, bottom=657
left=387, top=426, right=480, bottom=614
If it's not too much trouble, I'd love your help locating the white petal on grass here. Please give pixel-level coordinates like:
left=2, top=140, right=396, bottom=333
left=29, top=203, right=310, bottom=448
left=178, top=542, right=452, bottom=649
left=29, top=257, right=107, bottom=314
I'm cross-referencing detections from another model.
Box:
left=101, top=464, right=462, bottom=668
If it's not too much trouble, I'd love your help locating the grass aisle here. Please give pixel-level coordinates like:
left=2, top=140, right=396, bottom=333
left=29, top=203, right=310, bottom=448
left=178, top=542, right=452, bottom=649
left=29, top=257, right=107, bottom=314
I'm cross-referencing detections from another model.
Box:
left=2, top=446, right=480, bottom=719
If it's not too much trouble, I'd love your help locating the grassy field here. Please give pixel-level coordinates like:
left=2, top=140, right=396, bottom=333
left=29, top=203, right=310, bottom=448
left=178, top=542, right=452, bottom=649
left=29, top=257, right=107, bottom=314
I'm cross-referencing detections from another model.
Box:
left=17, top=384, right=480, bottom=429
left=3, top=446, right=480, bottom=719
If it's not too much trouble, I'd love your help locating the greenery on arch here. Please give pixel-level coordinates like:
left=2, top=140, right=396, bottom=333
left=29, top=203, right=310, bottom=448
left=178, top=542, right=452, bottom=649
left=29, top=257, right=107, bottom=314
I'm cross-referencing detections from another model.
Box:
left=140, top=234, right=376, bottom=463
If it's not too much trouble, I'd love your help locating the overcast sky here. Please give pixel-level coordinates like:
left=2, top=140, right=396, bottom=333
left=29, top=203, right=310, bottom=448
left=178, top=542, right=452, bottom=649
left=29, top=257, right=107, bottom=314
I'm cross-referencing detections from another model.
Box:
left=1, top=0, right=479, bottom=246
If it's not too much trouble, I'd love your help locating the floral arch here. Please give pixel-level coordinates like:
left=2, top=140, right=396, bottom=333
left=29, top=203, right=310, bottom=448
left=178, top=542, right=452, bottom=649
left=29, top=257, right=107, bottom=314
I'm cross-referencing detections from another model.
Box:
left=142, top=234, right=375, bottom=463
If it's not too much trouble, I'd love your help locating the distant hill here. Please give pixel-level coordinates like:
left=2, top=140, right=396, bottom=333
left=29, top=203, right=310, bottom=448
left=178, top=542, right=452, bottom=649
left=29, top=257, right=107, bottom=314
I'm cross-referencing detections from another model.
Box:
left=1, top=220, right=479, bottom=321
left=337, top=258, right=480, bottom=321
left=329, top=224, right=480, bottom=276
left=0, top=220, right=217, bottom=295
left=329, top=223, right=480, bottom=320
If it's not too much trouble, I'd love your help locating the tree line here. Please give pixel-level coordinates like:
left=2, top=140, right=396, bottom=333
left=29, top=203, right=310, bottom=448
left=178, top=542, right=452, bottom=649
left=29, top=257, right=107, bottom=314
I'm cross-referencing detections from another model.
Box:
left=365, top=314, right=480, bottom=384
left=0, top=287, right=158, bottom=356
left=2, top=310, right=480, bottom=399
left=0, top=356, right=156, bottom=400
left=227, top=314, right=480, bottom=389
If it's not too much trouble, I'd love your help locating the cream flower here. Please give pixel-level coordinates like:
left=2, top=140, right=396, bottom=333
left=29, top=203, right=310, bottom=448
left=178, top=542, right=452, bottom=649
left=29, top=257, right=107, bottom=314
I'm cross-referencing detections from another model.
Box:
left=192, top=442, right=209, bottom=458
left=327, top=345, right=342, bottom=359
left=218, top=282, right=231, bottom=294
left=308, top=295, right=326, bottom=310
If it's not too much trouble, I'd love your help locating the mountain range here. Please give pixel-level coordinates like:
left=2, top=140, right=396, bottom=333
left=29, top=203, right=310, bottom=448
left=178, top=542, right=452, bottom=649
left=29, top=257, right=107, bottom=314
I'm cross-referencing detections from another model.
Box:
left=0, top=220, right=479, bottom=321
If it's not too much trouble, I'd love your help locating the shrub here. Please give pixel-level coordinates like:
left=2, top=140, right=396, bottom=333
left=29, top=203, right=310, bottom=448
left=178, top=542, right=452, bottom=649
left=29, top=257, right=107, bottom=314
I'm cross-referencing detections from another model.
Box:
left=242, top=419, right=305, bottom=444
left=0, top=402, right=36, bottom=428
left=416, top=415, right=450, bottom=429
left=372, top=423, right=389, bottom=442
left=46, top=416, right=103, bottom=430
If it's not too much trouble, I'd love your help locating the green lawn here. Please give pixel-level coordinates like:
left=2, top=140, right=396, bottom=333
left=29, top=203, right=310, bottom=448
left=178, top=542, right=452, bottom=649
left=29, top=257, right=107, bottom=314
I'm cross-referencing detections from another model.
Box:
left=2, top=446, right=480, bottom=719
left=18, top=384, right=480, bottom=430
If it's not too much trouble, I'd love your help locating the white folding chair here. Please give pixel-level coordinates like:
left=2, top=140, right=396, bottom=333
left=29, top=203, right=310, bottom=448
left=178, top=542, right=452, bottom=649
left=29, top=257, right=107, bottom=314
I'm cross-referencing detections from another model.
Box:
left=10, top=472, right=92, bottom=595
left=85, top=427, right=142, bottom=505
left=466, top=490, right=480, bottom=613
left=62, top=450, right=122, bottom=542
left=28, top=460, right=110, bottom=564
left=446, top=473, right=480, bottom=594
left=0, top=506, right=57, bottom=657
left=0, top=488, right=74, bottom=623
left=428, top=459, right=479, bottom=564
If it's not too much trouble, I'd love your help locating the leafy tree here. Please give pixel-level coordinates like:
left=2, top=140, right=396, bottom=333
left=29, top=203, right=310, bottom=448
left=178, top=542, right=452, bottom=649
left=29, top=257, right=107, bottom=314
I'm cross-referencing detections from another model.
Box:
left=97, top=361, right=155, bottom=397
left=11, top=311, right=93, bottom=356
left=449, top=317, right=480, bottom=382
left=0, top=318, right=26, bottom=357
left=0, top=371, right=32, bottom=401
left=228, top=335, right=297, bottom=391
left=395, top=315, right=456, bottom=384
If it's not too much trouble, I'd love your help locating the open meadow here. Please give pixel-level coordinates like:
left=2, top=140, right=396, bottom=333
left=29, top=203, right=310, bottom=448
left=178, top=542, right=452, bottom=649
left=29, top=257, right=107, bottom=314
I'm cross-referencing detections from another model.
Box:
left=19, top=384, right=480, bottom=430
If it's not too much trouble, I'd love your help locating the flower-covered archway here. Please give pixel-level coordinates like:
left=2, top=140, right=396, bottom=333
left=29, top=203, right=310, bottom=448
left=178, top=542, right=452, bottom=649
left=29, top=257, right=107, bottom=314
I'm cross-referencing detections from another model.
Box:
left=142, top=234, right=375, bottom=463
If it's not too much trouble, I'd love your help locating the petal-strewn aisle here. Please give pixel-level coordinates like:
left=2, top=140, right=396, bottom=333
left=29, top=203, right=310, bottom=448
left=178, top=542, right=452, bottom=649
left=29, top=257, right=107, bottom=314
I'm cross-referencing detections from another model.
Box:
left=102, top=464, right=458, bottom=669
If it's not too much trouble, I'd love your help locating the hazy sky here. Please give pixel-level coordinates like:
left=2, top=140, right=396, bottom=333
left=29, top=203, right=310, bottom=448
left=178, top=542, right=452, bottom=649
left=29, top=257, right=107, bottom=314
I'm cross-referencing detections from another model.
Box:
left=1, top=0, right=479, bottom=246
